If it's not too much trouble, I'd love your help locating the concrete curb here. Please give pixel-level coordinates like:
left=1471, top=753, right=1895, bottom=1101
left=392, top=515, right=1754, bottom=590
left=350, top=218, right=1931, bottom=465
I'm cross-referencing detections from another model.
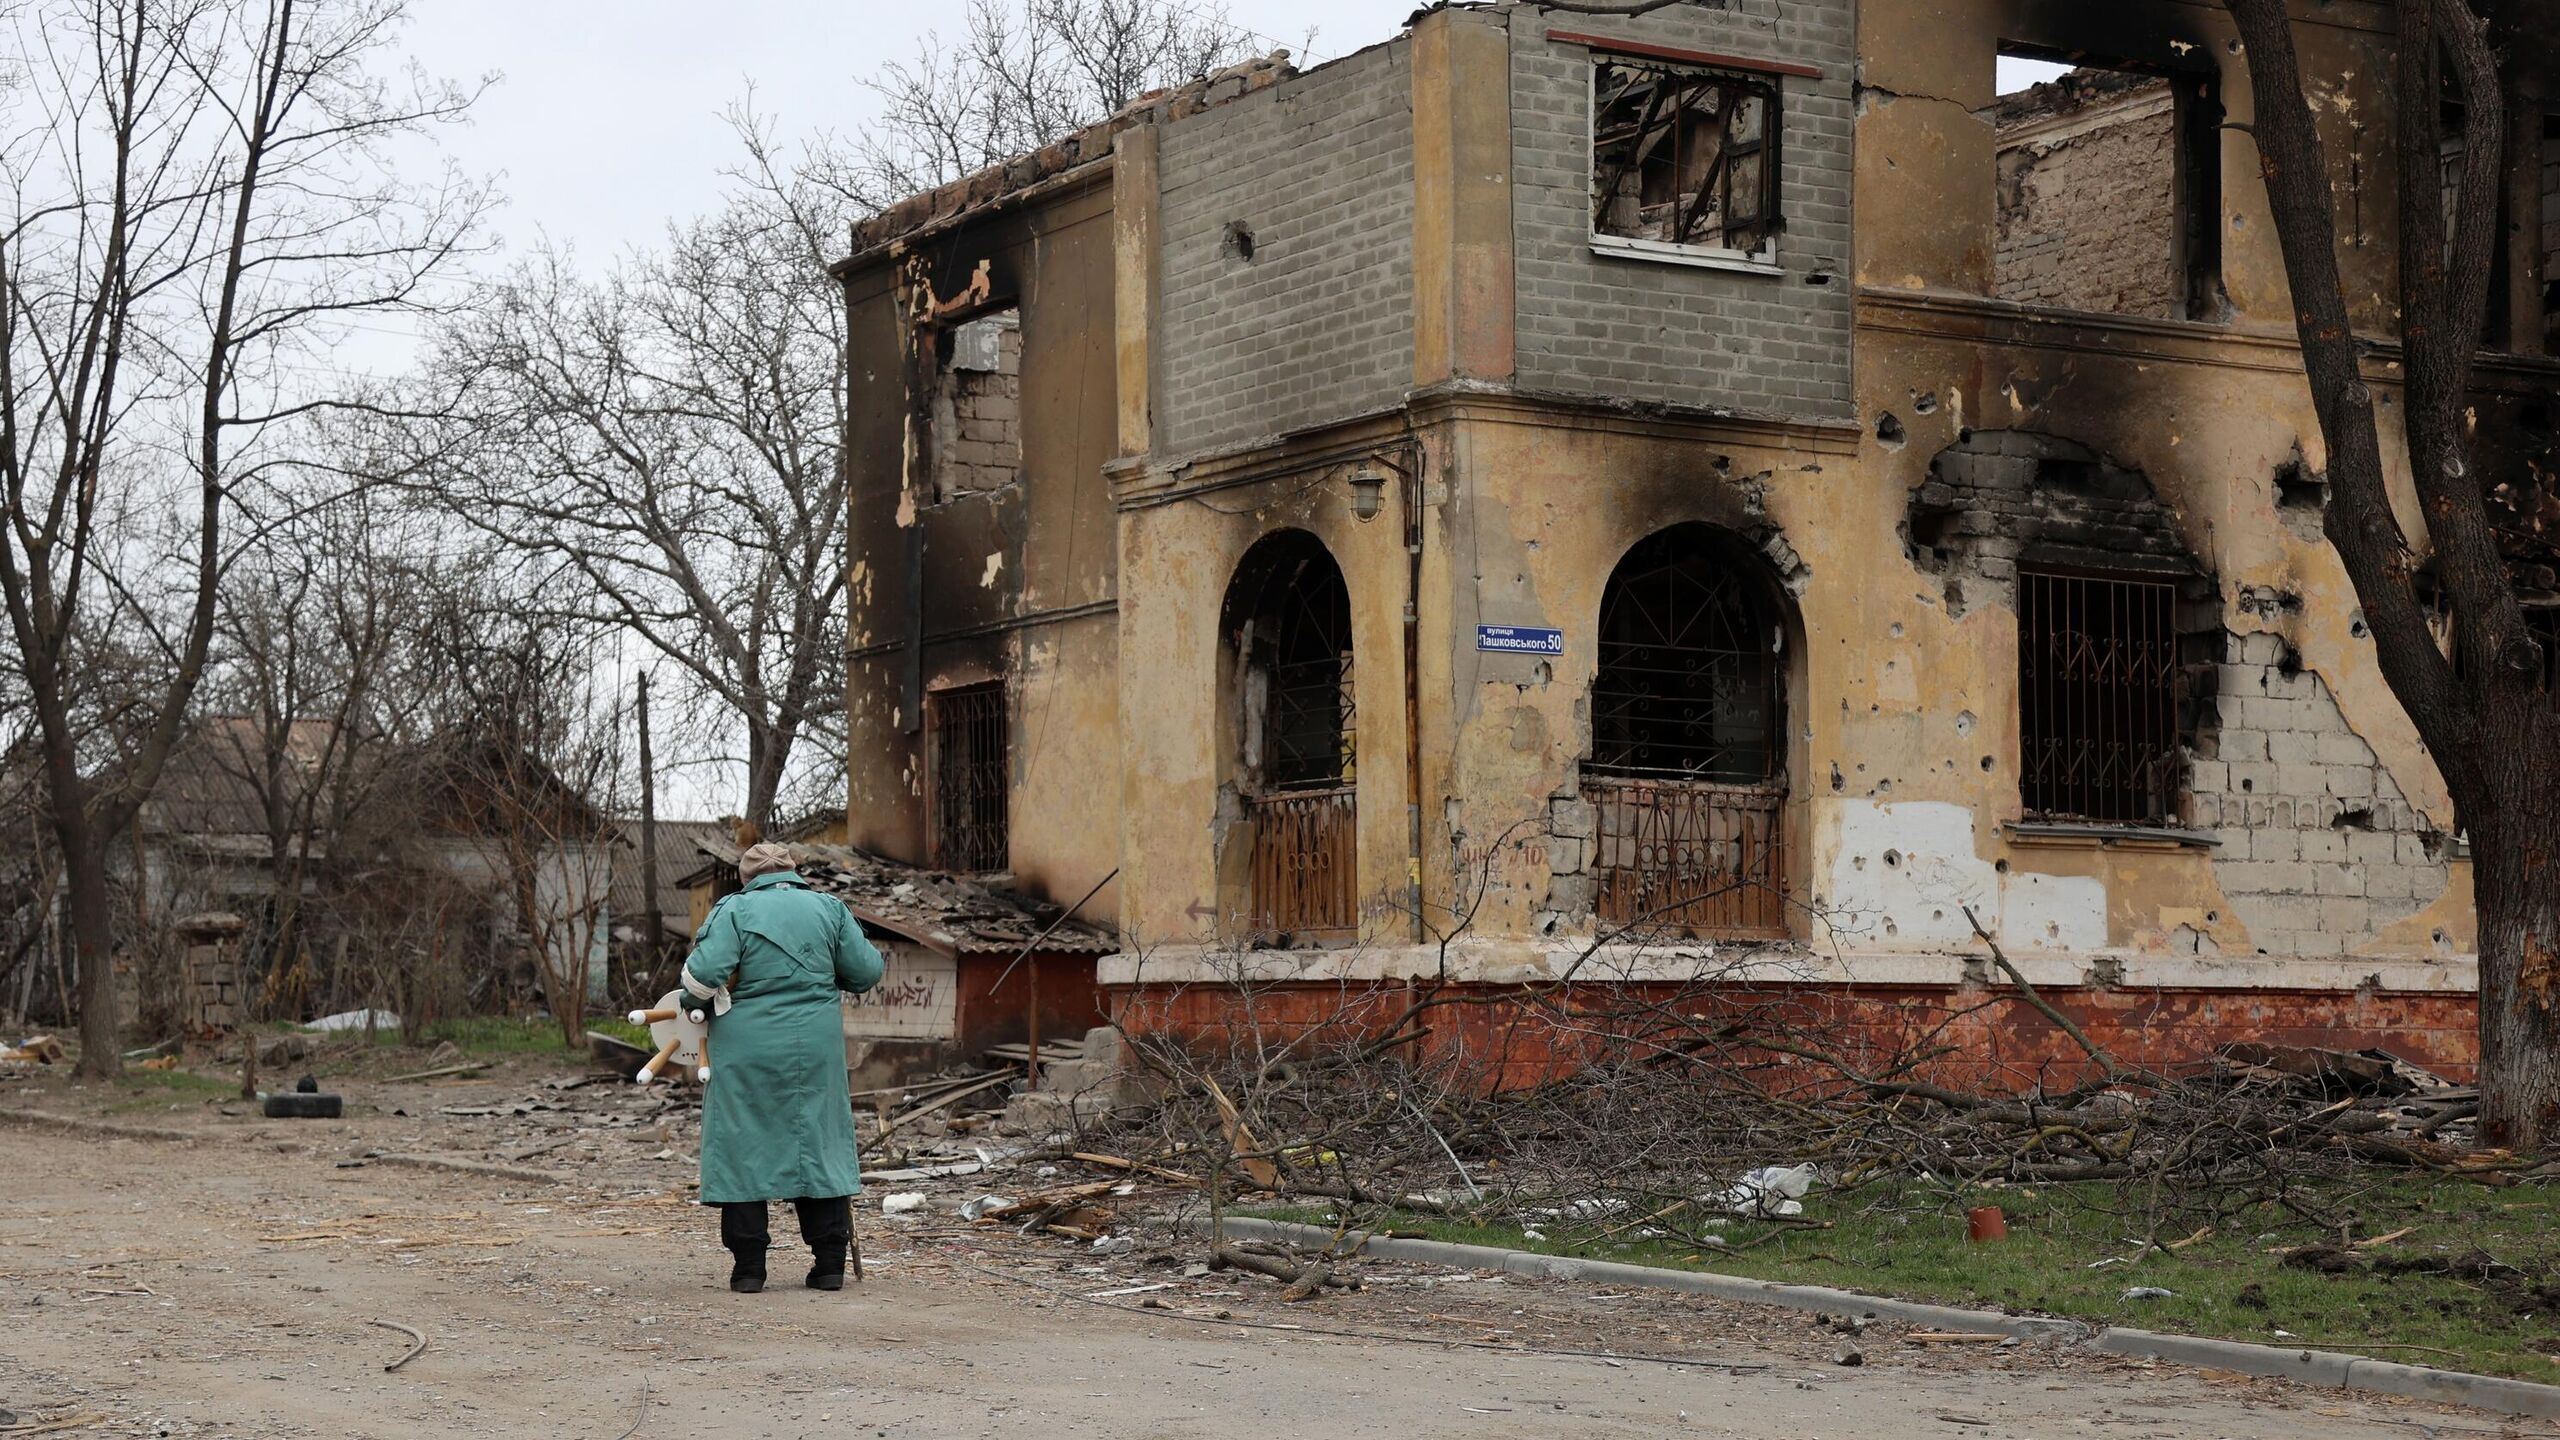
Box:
left=0, top=1108, right=575, bottom=1187
left=1216, top=1216, right=2560, bottom=1421
left=1215, top=1217, right=2080, bottom=1340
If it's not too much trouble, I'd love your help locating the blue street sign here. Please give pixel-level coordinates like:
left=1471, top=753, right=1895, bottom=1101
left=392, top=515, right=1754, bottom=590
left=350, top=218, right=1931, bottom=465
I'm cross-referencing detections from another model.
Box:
left=1476, top=624, right=1565, bottom=656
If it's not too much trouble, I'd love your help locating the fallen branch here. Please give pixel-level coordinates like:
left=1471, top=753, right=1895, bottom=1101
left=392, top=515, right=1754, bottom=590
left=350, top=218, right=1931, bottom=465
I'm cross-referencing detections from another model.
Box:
left=379, top=1062, right=492, bottom=1084
left=863, top=1073, right=1014, bottom=1153
left=1071, top=1151, right=1197, bottom=1184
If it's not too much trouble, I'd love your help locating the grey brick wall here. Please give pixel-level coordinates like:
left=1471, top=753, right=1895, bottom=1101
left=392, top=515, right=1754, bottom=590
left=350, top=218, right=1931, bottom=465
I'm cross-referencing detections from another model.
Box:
left=1507, top=3, right=1854, bottom=418
left=1993, top=82, right=2180, bottom=317
left=2191, top=630, right=2453, bottom=959
left=1156, top=42, right=1415, bottom=458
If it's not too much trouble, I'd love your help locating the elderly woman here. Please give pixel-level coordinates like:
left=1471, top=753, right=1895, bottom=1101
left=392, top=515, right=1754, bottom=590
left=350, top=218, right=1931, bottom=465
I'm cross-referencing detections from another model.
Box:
left=679, top=842, right=884, bottom=1292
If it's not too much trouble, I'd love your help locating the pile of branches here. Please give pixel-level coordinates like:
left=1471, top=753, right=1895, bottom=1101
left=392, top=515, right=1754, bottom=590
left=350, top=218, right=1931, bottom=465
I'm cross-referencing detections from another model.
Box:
left=1090, top=920, right=2523, bottom=1247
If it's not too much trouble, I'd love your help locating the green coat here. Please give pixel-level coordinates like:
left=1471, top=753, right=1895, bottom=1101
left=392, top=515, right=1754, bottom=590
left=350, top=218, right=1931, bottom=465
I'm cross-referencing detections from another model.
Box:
left=681, top=872, right=884, bottom=1204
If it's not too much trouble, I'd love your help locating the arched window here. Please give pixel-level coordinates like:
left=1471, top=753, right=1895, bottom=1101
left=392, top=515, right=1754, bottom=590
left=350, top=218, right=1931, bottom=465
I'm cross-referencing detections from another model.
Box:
left=1224, top=532, right=1356, bottom=945
left=1585, top=525, right=1789, bottom=937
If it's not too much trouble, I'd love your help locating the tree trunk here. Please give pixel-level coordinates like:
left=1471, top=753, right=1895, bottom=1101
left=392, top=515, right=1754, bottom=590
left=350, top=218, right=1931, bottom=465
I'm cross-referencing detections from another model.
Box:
left=55, top=801, right=121, bottom=1081
left=2471, top=733, right=2560, bottom=1149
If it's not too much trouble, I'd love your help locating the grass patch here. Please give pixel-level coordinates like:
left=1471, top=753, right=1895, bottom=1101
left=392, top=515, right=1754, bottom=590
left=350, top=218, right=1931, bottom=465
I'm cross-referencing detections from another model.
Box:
left=1257, top=1179, right=2560, bottom=1383
left=104, top=1068, right=237, bottom=1113
left=364, top=1015, right=649, bottom=1056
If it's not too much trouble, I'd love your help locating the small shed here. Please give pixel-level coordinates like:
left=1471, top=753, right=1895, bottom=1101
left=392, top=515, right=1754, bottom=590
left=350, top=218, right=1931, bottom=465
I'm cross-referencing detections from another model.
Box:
left=677, top=839, right=1112, bottom=1087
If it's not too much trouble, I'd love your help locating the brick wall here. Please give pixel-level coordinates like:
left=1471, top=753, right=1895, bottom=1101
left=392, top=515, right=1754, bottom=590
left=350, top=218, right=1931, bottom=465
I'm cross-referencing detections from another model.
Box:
left=2190, top=628, right=2455, bottom=959
left=932, top=313, right=1021, bottom=502
left=1992, top=76, right=2181, bottom=318
left=1155, top=42, right=1415, bottom=458
left=1506, top=2, right=1855, bottom=418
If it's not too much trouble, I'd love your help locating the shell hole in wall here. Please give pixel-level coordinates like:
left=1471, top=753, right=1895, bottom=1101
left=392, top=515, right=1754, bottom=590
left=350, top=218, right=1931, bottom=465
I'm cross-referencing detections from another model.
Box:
left=1876, top=412, right=1907, bottom=449
left=1222, top=221, right=1256, bottom=261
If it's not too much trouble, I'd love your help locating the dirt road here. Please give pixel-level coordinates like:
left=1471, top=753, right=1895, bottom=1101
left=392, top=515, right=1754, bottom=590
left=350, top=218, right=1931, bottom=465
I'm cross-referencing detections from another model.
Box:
left=1, top=1107, right=2539, bottom=1440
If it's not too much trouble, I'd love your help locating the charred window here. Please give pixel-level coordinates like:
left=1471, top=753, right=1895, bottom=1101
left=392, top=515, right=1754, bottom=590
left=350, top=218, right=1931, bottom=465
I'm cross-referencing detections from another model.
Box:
left=1591, top=58, right=1781, bottom=258
left=925, top=682, right=1008, bottom=873
left=929, top=310, right=1020, bottom=504
left=1226, top=531, right=1358, bottom=945
left=2019, top=571, right=2184, bottom=825
left=1583, top=525, right=1789, bottom=940
left=1589, top=529, right=1781, bottom=782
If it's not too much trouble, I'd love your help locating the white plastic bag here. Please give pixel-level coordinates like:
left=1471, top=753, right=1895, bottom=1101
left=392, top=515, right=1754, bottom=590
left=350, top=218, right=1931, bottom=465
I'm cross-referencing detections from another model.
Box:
left=1710, top=1163, right=1821, bottom=1218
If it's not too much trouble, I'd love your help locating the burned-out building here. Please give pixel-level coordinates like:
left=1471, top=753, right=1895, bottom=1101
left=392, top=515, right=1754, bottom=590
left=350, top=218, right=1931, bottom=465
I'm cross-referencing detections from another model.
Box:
left=831, top=2, right=2560, bottom=1081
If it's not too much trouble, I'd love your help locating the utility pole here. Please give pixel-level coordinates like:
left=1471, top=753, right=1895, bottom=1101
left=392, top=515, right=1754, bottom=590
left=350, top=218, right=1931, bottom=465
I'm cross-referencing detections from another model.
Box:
left=637, top=672, right=662, bottom=974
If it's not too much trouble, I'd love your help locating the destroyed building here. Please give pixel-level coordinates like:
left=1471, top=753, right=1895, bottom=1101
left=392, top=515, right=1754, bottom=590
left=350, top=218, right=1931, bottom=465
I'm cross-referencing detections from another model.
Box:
left=829, top=2, right=2560, bottom=1082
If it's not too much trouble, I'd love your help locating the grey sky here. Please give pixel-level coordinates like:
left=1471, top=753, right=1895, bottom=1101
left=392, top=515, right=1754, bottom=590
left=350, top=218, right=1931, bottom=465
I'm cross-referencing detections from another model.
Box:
left=396, top=1, right=1401, bottom=266
left=395, top=5, right=2067, bottom=266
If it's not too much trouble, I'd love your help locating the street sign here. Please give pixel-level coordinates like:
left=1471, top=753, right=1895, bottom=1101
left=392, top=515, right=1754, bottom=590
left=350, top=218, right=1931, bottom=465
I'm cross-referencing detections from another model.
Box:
left=1476, top=624, right=1564, bottom=656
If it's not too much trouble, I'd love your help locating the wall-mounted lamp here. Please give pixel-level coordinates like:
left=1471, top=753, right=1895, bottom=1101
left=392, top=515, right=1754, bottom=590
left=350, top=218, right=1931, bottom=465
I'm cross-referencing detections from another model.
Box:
left=1346, top=463, right=1389, bottom=522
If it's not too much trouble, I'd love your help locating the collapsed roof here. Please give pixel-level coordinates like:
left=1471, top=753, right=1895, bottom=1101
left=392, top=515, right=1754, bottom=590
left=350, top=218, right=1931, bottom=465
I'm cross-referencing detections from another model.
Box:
left=685, top=836, right=1116, bottom=957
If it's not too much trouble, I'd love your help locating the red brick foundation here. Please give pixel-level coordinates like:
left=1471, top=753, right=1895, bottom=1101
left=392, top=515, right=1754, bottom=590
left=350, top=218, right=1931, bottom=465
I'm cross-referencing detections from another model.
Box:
left=1108, top=980, right=2478, bottom=1092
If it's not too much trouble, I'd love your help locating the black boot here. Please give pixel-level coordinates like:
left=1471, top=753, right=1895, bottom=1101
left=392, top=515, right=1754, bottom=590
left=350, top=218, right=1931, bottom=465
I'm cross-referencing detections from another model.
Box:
left=720, top=1201, right=770, bottom=1293
left=795, top=1196, right=853, bottom=1289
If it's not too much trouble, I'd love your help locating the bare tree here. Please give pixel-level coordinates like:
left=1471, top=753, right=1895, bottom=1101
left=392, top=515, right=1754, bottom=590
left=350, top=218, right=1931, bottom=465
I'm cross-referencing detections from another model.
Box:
left=0, top=0, right=485, bottom=1075
left=399, top=568, right=622, bottom=1044
left=415, top=181, right=848, bottom=830
left=192, top=491, right=433, bottom=1012
left=2223, top=0, right=2560, bottom=1146
left=829, top=0, right=1261, bottom=210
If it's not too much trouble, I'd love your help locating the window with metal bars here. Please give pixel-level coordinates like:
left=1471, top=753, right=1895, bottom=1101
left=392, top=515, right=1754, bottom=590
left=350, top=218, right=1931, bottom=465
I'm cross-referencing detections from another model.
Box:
left=1228, top=532, right=1357, bottom=943
left=1589, top=528, right=1782, bottom=784
left=925, top=682, right=1008, bottom=873
left=1584, top=527, right=1790, bottom=939
left=1591, top=58, right=1781, bottom=257
left=2018, top=570, right=2184, bottom=824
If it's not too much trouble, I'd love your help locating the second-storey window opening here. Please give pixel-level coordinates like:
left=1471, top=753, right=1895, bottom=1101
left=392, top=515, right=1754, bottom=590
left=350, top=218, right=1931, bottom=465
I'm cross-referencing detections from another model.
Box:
left=1591, top=57, right=1781, bottom=257
left=1987, top=49, right=2223, bottom=321
left=925, top=681, right=1008, bottom=873
left=2019, top=570, right=2183, bottom=825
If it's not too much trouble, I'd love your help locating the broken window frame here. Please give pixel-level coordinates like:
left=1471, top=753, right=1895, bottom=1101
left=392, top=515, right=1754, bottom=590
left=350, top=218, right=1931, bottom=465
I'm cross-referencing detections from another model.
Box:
left=2017, top=568, right=2186, bottom=827
left=1588, top=54, right=1785, bottom=266
left=924, top=681, right=1009, bottom=874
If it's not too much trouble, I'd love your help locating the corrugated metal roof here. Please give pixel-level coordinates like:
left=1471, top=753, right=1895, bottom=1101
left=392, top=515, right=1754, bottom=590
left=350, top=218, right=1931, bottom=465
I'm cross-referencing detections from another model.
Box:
left=686, top=836, right=1117, bottom=957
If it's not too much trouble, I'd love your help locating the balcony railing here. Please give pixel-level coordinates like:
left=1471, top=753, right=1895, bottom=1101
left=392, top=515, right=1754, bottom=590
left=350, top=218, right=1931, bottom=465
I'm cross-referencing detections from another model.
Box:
left=1584, top=775, right=1787, bottom=939
left=1245, top=786, right=1357, bottom=945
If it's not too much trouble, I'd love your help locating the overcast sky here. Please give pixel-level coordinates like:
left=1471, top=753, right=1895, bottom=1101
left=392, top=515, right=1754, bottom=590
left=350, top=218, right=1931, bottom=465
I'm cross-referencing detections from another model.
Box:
left=394, top=5, right=2067, bottom=267
left=394, top=1, right=1399, bottom=267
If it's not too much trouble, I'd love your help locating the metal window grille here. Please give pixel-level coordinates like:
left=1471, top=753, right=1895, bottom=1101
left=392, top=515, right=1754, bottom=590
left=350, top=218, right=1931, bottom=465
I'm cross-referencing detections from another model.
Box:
left=1592, top=59, right=1781, bottom=253
left=1245, top=787, right=1357, bottom=944
left=1587, top=776, right=1787, bottom=938
left=1240, top=542, right=1357, bottom=942
left=925, top=682, right=1008, bottom=873
left=2019, top=570, right=2183, bottom=824
left=1585, top=530, right=1788, bottom=938
left=1589, top=534, right=1780, bottom=784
